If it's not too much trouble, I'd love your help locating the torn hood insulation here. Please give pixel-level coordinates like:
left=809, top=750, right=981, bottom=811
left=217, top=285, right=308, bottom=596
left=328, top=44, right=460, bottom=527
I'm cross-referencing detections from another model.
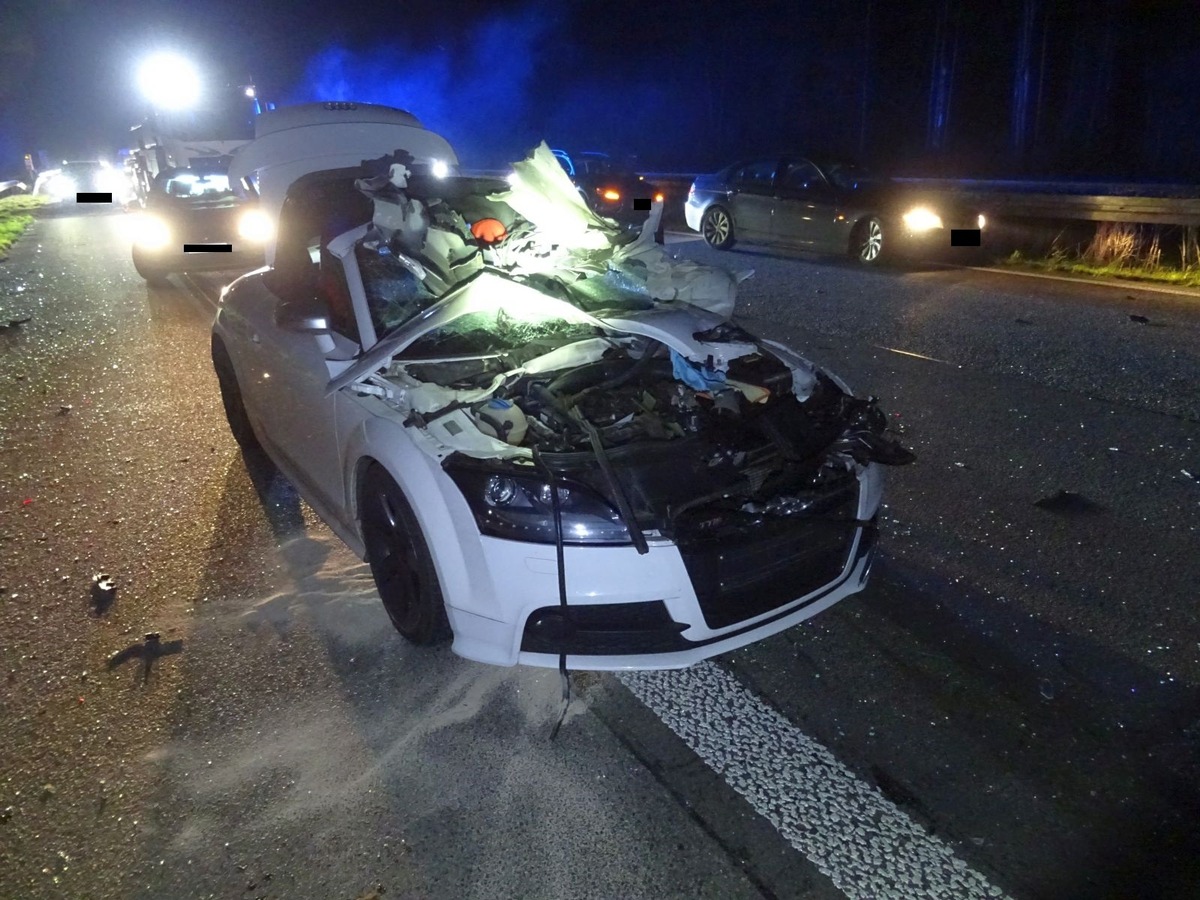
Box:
left=328, top=141, right=913, bottom=534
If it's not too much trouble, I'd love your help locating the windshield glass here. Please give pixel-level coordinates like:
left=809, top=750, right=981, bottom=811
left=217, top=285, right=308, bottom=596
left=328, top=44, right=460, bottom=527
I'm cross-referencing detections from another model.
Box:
left=401, top=308, right=602, bottom=359
left=158, top=170, right=236, bottom=203
left=356, top=242, right=441, bottom=337
left=62, top=162, right=104, bottom=178
left=578, top=154, right=638, bottom=177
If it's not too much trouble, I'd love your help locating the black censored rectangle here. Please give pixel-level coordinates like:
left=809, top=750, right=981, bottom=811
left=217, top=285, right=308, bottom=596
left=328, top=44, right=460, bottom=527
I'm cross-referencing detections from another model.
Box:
left=183, top=243, right=233, bottom=253
left=950, top=229, right=981, bottom=247
left=76, top=192, right=112, bottom=203
left=633, top=198, right=651, bottom=211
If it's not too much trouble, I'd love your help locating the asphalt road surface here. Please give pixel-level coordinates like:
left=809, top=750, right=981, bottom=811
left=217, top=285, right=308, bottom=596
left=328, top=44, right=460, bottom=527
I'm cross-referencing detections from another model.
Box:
left=1, top=209, right=1196, bottom=899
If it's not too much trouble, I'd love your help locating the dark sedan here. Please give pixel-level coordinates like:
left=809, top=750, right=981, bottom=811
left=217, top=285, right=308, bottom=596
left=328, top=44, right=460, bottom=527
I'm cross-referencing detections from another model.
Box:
left=552, top=149, right=664, bottom=229
left=685, top=157, right=985, bottom=263
left=129, top=167, right=267, bottom=284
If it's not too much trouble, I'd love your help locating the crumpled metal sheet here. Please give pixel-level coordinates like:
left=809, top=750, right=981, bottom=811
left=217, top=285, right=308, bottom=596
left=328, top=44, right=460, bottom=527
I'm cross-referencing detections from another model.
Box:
left=491, top=142, right=751, bottom=318
left=491, top=142, right=619, bottom=249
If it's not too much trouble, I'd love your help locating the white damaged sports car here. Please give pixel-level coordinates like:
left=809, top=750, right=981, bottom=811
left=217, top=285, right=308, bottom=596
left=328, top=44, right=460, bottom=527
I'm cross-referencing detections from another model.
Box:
left=212, top=102, right=914, bottom=670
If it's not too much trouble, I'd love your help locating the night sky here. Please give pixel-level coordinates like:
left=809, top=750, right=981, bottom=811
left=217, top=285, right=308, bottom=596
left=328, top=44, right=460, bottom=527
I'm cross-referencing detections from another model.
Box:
left=2, top=0, right=1199, bottom=180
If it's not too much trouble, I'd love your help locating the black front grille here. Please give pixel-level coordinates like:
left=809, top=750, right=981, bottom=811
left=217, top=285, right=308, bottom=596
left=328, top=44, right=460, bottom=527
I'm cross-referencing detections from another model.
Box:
left=675, top=482, right=861, bottom=629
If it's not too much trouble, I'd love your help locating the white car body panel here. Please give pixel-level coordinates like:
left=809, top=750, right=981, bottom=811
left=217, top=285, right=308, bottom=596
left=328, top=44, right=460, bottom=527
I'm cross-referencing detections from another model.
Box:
left=213, top=104, right=905, bottom=669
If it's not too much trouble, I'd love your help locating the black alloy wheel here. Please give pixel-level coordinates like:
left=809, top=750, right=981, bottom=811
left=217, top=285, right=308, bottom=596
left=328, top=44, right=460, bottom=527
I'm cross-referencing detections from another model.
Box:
left=131, top=246, right=170, bottom=286
left=701, top=206, right=735, bottom=249
left=360, top=464, right=450, bottom=645
left=211, top=336, right=264, bottom=453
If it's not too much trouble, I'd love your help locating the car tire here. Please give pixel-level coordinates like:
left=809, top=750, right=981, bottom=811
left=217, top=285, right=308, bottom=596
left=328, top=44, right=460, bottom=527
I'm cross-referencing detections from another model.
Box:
left=131, top=247, right=170, bottom=286
left=359, top=464, right=451, bottom=646
left=851, top=216, right=885, bottom=264
left=211, top=336, right=264, bottom=453
left=701, top=206, right=735, bottom=250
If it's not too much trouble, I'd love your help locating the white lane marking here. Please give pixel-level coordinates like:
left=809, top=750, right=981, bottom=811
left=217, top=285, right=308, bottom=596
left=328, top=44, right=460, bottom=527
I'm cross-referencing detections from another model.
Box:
left=953, top=263, right=1200, bottom=298
left=619, top=662, right=1009, bottom=900
left=876, top=345, right=951, bottom=364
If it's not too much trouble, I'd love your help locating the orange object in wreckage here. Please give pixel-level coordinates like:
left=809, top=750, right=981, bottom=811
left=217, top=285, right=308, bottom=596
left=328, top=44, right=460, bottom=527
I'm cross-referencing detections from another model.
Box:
left=471, top=218, right=508, bottom=244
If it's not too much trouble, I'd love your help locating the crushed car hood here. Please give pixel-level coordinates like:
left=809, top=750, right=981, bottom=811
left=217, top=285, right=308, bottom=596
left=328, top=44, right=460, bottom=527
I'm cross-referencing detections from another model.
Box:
left=303, top=137, right=912, bottom=513
left=329, top=273, right=761, bottom=396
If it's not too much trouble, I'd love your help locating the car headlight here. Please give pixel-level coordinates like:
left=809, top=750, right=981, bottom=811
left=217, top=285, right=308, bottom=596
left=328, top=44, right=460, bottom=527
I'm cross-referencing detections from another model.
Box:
left=132, top=214, right=171, bottom=250
left=96, top=169, right=125, bottom=195
left=236, top=208, right=273, bottom=243
left=50, top=176, right=78, bottom=199
left=447, top=466, right=632, bottom=545
left=977, top=213, right=987, bottom=230
left=600, top=188, right=621, bottom=202
left=902, top=207, right=943, bottom=231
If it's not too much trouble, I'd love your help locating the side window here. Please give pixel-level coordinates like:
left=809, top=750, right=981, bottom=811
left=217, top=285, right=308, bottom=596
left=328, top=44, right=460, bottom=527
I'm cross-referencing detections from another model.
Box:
left=732, top=159, right=777, bottom=193
left=270, top=175, right=374, bottom=340
left=781, top=161, right=824, bottom=193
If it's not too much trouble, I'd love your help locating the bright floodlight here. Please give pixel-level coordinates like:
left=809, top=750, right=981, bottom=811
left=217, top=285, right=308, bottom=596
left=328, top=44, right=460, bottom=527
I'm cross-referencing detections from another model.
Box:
left=138, top=53, right=202, bottom=110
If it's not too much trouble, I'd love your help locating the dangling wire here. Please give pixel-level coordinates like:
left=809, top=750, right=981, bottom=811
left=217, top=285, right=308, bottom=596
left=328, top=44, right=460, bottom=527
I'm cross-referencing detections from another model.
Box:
left=549, top=651, right=570, bottom=742
left=536, top=448, right=572, bottom=742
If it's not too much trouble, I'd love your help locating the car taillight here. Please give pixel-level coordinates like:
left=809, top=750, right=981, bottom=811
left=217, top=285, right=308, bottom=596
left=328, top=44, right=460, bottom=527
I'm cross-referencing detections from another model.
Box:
left=601, top=188, right=621, bottom=202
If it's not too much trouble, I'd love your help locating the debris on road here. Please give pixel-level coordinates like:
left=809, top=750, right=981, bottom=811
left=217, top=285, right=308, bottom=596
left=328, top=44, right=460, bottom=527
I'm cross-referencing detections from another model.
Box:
left=1015, top=318, right=1034, bottom=325
left=90, top=573, right=116, bottom=613
left=0, top=316, right=32, bottom=332
left=1129, top=314, right=1150, bottom=324
left=1034, top=489, right=1102, bottom=515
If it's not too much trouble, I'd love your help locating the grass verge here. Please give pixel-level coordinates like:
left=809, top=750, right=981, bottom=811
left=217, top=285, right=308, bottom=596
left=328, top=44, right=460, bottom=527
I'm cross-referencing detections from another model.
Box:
left=1000, top=222, right=1200, bottom=289
left=0, top=195, right=49, bottom=258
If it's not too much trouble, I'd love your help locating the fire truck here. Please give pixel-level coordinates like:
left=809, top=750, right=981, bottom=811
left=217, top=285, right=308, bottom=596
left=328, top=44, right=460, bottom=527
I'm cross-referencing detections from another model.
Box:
left=126, top=84, right=264, bottom=207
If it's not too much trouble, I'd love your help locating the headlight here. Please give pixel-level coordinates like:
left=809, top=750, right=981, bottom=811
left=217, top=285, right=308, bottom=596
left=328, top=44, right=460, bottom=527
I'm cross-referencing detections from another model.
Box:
left=977, top=213, right=987, bottom=229
left=50, top=176, right=77, bottom=199
left=132, top=214, right=171, bottom=250
left=600, top=188, right=621, bottom=202
left=430, top=159, right=450, bottom=179
left=902, top=207, right=943, bottom=231
left=236, top=209, right=273, bottom=243
left=96, top=170, right=125, bottom=195
left=448, top=467, right=632, bottom=545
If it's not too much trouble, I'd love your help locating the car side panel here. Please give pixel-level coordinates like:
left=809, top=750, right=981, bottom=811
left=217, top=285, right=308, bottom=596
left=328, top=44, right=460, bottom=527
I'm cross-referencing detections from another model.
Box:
left=731, top=193, right=773, bottom=240
left=338, top=406, right=503, bottom=626
left=222, top=279, right=346, bottom=514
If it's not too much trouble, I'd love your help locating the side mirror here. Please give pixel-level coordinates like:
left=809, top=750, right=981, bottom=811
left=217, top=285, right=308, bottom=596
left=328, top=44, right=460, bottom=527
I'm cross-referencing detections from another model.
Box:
left=274, top=298, right=331, bottom=334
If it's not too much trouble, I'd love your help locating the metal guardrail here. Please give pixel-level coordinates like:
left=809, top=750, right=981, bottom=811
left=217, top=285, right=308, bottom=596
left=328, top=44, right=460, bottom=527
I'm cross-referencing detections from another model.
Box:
left=906, top=187, right=1200, bottom=227
left=470, top=168, right=1200, bottom=227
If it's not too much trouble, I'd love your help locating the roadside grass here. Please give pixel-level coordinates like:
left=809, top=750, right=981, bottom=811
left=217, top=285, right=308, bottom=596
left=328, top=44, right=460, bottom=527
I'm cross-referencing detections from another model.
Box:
left=0, top=195, right=49, bottom=257
left=1001, top=222, right=1200, bottom=288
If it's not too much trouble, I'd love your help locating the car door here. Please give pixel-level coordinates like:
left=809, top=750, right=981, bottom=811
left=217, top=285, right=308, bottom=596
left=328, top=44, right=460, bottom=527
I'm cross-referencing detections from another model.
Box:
left=771, top=159, right=843, bottom=250
left=727, top=158, right=780, bottom=241
left=250, top=205, right=362, bottom=519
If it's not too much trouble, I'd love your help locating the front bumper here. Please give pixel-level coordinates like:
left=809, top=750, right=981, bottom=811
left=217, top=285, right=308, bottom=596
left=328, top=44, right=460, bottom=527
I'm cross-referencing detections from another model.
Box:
left=517, top=523, right=875, bottom=668
left=137, top=244, right=264, bottom=276
left=444, top=463, right=883, bottom=670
